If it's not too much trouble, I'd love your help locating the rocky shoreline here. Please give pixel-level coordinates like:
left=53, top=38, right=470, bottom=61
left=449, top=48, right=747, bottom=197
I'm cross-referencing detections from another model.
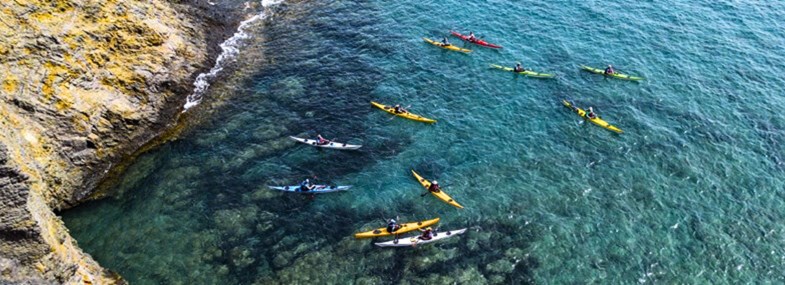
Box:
left=0, top=0, right=253, bottom=283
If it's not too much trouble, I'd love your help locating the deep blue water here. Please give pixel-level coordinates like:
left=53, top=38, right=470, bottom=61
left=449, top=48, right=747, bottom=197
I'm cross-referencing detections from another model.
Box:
left=63, top=0, right=785, bottom=284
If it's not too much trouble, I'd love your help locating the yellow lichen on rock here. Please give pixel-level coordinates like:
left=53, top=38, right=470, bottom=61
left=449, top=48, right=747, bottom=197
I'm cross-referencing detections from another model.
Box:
left=3, top=75, right=17, bottom=94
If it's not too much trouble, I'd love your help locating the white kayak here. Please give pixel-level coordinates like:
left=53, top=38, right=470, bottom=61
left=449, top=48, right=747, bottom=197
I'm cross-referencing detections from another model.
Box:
left=267, top=185, right=351, bottom=194
left=289, top=136, right=361, bottom=150
left=375, top=228, right=467, bottom=247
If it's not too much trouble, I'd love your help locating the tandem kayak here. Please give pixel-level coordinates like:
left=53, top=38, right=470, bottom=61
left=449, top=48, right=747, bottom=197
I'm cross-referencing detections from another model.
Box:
left=490, top=64, right=556, bottom=78
left=580, top=65, right=643, bottom=81
left=354, top=218, right=441, bottom=239
left=422, top=37, right=472, bottom=53
left=562, top=99, right=623, bottom=134
left=267, top=185, right=352, bottom=194
left=370, top=101, right=436, bottom=123
left=450, top=31, right=502, bottom=49
left=289, top=136, right=362, bottom=150
left=411, top=170, right=463, bottom=209
left=375, top=228, right=467, bottom=247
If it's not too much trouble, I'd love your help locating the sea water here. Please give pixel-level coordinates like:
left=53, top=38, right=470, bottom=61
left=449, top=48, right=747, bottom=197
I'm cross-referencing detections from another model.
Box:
left=63, top=1, right=785, bottom=283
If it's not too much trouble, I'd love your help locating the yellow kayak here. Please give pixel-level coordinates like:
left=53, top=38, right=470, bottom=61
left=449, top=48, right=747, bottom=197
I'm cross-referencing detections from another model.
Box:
left=562, top=100, right=623, bottom=134
left=354, top=218, right=440, bottom=239
left=422, top=37, right=472, bottom=53
left=370, top=101, right=436, bottom=123
left=411, top=170, right=463, bottom=209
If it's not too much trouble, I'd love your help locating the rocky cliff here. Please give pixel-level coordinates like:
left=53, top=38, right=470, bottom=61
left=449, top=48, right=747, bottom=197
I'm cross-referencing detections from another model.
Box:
left=0, top=0, right=239, bottom=283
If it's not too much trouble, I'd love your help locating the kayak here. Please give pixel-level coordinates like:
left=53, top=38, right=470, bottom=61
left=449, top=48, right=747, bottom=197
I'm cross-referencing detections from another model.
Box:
left=450, top=31, right=502, bottom=49
left=354, top=218, right=440, bottom=239
left=411, top=170, right=463, bottom=209
left=267, top=185, right=351, bottom=194
left=580, top=65, right=643, bottom=81
left=562, top=99, right=623, bottom=134
left=490, top=64, right=555, bottom=78
left=289, top=136, right=362, bottom=150
left=370, top=101, right=436, bottom=123
left=422, top=37, right=472, bottom=53
left=375, top=228, right=467, bottom=247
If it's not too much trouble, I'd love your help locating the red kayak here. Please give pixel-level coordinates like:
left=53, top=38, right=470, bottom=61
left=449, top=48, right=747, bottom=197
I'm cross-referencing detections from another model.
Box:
left=450, top=31, right=502, bottom=49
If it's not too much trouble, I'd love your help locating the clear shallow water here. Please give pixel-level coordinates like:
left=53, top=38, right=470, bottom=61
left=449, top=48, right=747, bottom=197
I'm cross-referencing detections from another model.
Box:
left=63, top=0, right=785, bottom=284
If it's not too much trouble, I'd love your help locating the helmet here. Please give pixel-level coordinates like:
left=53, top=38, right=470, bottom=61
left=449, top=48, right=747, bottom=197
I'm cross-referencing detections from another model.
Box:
left=608, top=64, right=613, bottom=68
left=426, top=227, right=432, bottom=230
left=305, top=179, right=310, bottom=183
left=432, top=181, right=438, bottom=184
left=389, top=219, right=396, bottom=223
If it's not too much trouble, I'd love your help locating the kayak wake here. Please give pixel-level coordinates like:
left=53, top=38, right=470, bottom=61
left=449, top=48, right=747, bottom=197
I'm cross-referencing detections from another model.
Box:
left=183, top=1, right=285, bottom=111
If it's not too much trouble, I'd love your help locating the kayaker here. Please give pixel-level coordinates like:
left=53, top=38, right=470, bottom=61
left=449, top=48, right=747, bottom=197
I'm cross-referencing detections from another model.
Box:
left=440, top=37, right=450, bottom=46
left=604, top=65, right=615, bottom=75
left=316, top=134, right=329, bottom=145
left=513, top=63, right=525, bottom=73
left=393, top=104, right=407, bottom=114
left=586, top=107, right=597, bottom=119
left=428, top=181, right=441, bottom=193
left=418, top=227, right=434, bottom=240
left=386, top=219, right=401, bottom=233
left=468, top=32, right=477, bottom=41
left=299, top=179, right=316, bottom=192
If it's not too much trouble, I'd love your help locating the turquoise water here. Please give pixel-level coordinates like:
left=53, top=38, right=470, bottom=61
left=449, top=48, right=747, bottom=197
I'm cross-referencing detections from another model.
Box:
left=63, top=1, right=785, bottom=284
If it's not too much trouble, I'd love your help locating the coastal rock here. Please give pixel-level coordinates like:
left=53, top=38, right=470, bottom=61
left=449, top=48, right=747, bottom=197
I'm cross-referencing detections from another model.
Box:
left=0, top=0, right=243, bottom=283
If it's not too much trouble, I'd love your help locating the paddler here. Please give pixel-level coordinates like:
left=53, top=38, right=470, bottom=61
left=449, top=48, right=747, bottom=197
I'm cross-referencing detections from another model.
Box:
left=440, top=37, right=450, bottom=47
left=299, top=178, right=316, bottom=192
left=428, top=181, right=441, bottom=193
left=386, top=219, right=401, bottom=233
left=586, top=107, right=598, bottom=119
left=393, top=104, right=408, bottom=114
left=316, top=134, right=330, bottom=145
left=604, top=64, right=615, bottom=75
left=513, top=63, right=525, bottom=73
left=418, top=227, right=434, bottom=240
left=468, top=32, right=477, bottom=41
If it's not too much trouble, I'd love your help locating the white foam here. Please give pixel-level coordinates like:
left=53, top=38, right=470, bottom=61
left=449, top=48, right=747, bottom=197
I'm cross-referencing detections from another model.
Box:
left=183, top=1, right=284, bottom=111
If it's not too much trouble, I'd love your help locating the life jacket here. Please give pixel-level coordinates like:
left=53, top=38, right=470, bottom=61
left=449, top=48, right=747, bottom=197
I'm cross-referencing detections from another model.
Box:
left=387, top=222, right=398, bottom=233
left=421, top=230, right=433, bottom=240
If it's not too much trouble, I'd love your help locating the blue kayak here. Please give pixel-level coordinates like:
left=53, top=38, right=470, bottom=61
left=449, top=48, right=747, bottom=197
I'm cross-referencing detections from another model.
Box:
left=267, top=185, right=351, bottom=194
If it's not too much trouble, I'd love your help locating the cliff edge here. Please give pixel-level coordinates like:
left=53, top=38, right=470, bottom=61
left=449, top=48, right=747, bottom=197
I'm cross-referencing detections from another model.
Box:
left=0, top=0, right=237, bottom=283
